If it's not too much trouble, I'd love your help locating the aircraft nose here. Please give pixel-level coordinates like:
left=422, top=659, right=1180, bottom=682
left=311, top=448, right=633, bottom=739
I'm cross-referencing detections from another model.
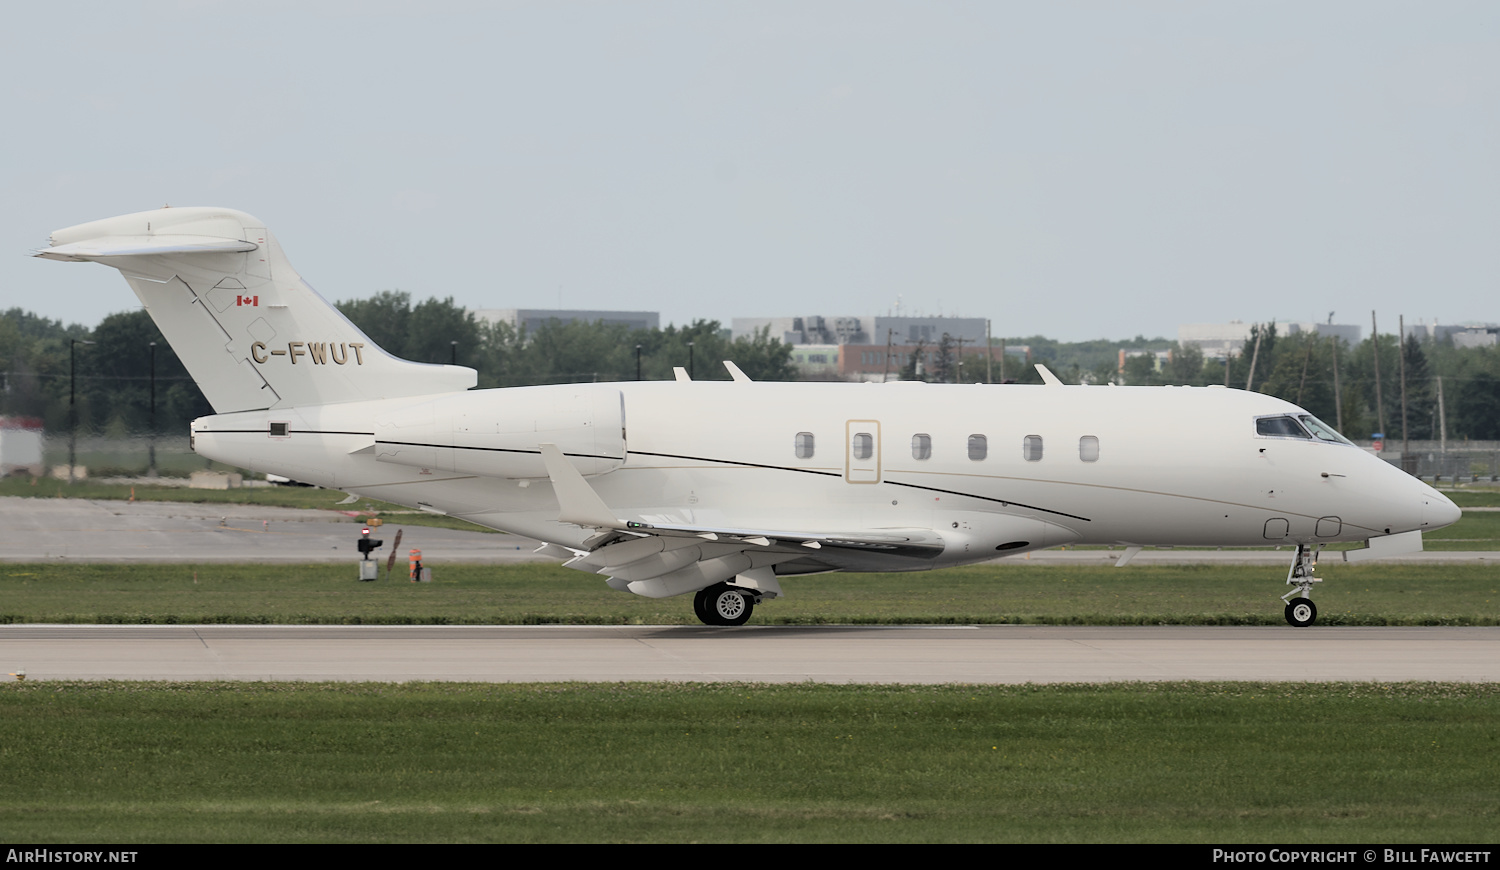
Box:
left=1425, top=491, right=1462, bottom=530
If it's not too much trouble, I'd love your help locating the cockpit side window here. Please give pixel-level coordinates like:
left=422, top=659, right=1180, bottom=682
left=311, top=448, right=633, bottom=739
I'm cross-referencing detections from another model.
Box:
left=1255, top=416, right=1312, bottom=439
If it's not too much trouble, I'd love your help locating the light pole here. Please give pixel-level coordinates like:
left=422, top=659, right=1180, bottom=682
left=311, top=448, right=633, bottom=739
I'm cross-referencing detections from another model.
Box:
left=450, top=341, right=457, bottom=365
left=68, top=338, right=95, bottom=483
left=148, top=341, right=157, bottom=478
left=687, top=342, right=695, bottom=379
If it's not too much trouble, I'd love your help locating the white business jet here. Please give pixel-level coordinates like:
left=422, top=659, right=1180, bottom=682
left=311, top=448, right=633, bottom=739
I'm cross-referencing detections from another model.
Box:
left=36, top=207, right=1462, bottom=627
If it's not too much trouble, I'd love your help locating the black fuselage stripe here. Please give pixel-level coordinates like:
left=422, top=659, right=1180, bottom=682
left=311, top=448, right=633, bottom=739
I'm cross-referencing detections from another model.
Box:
left=201, top=432, right=621, bottom=462
left=202, top=429, right=372, bottom=435
left=628, top=450, right=1090, bottom=522
left=375, top=440, right=621, bottom=462
left=629, top=450, right=843, bottom=478
left=882, top=480, right=1091, bottom=522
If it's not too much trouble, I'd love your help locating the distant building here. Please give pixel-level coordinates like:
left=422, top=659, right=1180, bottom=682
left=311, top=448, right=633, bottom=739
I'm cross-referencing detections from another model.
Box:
left=835, top=343, right=1027, bottom=382
left=1118, top=348, right=1173, bottom=374
left=1404, top=322, right=1498, bottom=345
left=733, top=315, right=988, bottom=348
left=787, top=344, right=843, bottom=379
left=0, top=416, right=44, bottom=478
left=469, top=308, right=660, bottom=334
left=1452, top=326, right=1500, bottom=349
left=1178, top=321, right=1362, bottom=359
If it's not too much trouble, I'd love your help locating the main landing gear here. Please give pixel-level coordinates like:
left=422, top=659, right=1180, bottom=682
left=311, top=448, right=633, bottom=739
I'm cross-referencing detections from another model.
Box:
left=693, top=583, right=757, bottom=626
left=1280, top=543, right=1322, bottom=627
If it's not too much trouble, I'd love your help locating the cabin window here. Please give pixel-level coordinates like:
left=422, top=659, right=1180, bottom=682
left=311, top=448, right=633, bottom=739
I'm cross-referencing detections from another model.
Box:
left=1256, top=416, right=1311, bottom=439
left=968, top=434, right=987, bottom=461
left=794, top=432, right=815, bottom=459
left=269, top=422, right=289, bottom=438
left=1023, top=435, right=1043, bottom=461
left=912, top=433, right=932, bottom=460
left=852, top=432, right=873, bottom=460
left=1079, top=435, right=1099, bottom=462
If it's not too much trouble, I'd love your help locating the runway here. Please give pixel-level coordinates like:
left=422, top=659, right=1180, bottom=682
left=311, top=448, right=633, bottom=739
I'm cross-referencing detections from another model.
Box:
left=3, top=624, right=1496, bottom=684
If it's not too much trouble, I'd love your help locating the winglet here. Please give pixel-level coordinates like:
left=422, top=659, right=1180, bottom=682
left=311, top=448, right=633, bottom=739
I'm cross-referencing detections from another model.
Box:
left=539, top=443, right=622, bottom=530
left=673, top=367, right=691, bottom=382
left=1036, top=364, right=1064, bottom=386
left=723, top=360, right=752, bottom=382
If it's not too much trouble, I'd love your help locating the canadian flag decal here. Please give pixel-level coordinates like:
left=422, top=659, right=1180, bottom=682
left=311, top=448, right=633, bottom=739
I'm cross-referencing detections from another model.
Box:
left=236, top=295, right=260, bottom=307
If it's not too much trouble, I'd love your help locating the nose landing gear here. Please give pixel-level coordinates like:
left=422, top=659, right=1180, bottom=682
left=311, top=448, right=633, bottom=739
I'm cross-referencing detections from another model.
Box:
left=1280, top=543, right=1323, bottom=627
left=1284, top=596, right=1318, bottom=628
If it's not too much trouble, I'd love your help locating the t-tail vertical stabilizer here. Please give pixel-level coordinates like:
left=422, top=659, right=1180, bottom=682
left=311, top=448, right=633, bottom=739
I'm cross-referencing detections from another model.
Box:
left=35, top=207, right=476, bottom=413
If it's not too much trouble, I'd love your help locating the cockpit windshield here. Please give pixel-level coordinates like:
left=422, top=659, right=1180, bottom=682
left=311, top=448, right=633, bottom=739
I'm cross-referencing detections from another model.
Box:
left=1255, top=414, right=1353, bottom=445
left=1298, top=414, right=1353, bottom=445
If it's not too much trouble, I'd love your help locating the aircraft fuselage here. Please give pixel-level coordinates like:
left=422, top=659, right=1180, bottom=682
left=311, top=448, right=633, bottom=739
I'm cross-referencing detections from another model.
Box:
left=190, top=378, right=1453, bottom=573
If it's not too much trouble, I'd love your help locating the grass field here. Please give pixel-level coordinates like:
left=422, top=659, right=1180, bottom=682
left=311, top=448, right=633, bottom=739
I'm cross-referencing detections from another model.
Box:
left=2, top=561, right=1496, bottom=626
left=1, top=680, right=1494, bottom=843
left=1446, top=489, right=1500, bottom=508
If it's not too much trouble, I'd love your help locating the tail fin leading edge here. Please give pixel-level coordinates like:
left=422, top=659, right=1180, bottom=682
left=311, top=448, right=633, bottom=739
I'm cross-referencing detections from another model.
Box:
left=36, top=207, right=477, bottom=413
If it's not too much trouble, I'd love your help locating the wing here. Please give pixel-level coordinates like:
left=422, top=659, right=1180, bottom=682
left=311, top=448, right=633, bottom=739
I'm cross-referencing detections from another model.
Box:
left=537, top=444, right=947, bottom=598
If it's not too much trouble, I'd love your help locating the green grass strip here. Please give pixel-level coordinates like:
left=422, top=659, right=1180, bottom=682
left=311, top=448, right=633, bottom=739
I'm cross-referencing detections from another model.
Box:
left=1, top=681, right=1495, bottom=843
left=2, top=562, right=1497, bottom=626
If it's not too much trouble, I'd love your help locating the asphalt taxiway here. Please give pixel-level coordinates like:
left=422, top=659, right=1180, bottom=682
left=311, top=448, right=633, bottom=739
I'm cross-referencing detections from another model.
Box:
left=0, top=497, right=550, bottom=564
left=3, top=624, right=1496, bottom=684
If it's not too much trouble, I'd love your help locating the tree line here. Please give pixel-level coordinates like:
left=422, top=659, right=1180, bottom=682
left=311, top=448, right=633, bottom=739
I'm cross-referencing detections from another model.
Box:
left=333, top=292, right=797, bottom=388
left=4, top=296, right=1498, bottom=441
left=0, top=293, right=797, bottom=436
left=1112, top=325, right=1500, bottom=442
left=865, top=324, right=1500, bottom=441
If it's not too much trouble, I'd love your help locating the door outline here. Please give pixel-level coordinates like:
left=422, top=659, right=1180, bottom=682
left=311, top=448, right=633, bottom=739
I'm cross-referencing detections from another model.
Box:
left=845, top=419, right=881, bottom=484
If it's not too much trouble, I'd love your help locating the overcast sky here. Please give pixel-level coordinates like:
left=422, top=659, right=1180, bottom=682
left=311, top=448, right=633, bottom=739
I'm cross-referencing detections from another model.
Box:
left=3, top=1, right=1496, bottom=341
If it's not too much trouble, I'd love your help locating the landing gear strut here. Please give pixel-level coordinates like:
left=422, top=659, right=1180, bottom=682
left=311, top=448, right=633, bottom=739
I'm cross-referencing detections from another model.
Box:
left=1280, top=543, right=1322, bottom=627
left=693, top=583, right=756, bottom=626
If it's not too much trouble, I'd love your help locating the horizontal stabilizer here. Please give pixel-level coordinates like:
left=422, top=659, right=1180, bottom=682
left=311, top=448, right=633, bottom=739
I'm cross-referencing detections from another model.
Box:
left=34, top=235, right=257, bottom=261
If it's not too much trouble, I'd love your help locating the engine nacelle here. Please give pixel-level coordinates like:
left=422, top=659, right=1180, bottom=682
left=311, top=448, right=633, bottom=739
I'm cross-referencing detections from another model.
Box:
left=373, top=384, right=625, bottom=479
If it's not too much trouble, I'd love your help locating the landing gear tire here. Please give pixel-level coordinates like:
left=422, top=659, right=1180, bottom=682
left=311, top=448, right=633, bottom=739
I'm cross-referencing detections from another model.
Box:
left=695, top=583, right=754, bottom=626
left=1285, top=597, right=1317, bottom=628
left=692, top=586, right=715, bottom=625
